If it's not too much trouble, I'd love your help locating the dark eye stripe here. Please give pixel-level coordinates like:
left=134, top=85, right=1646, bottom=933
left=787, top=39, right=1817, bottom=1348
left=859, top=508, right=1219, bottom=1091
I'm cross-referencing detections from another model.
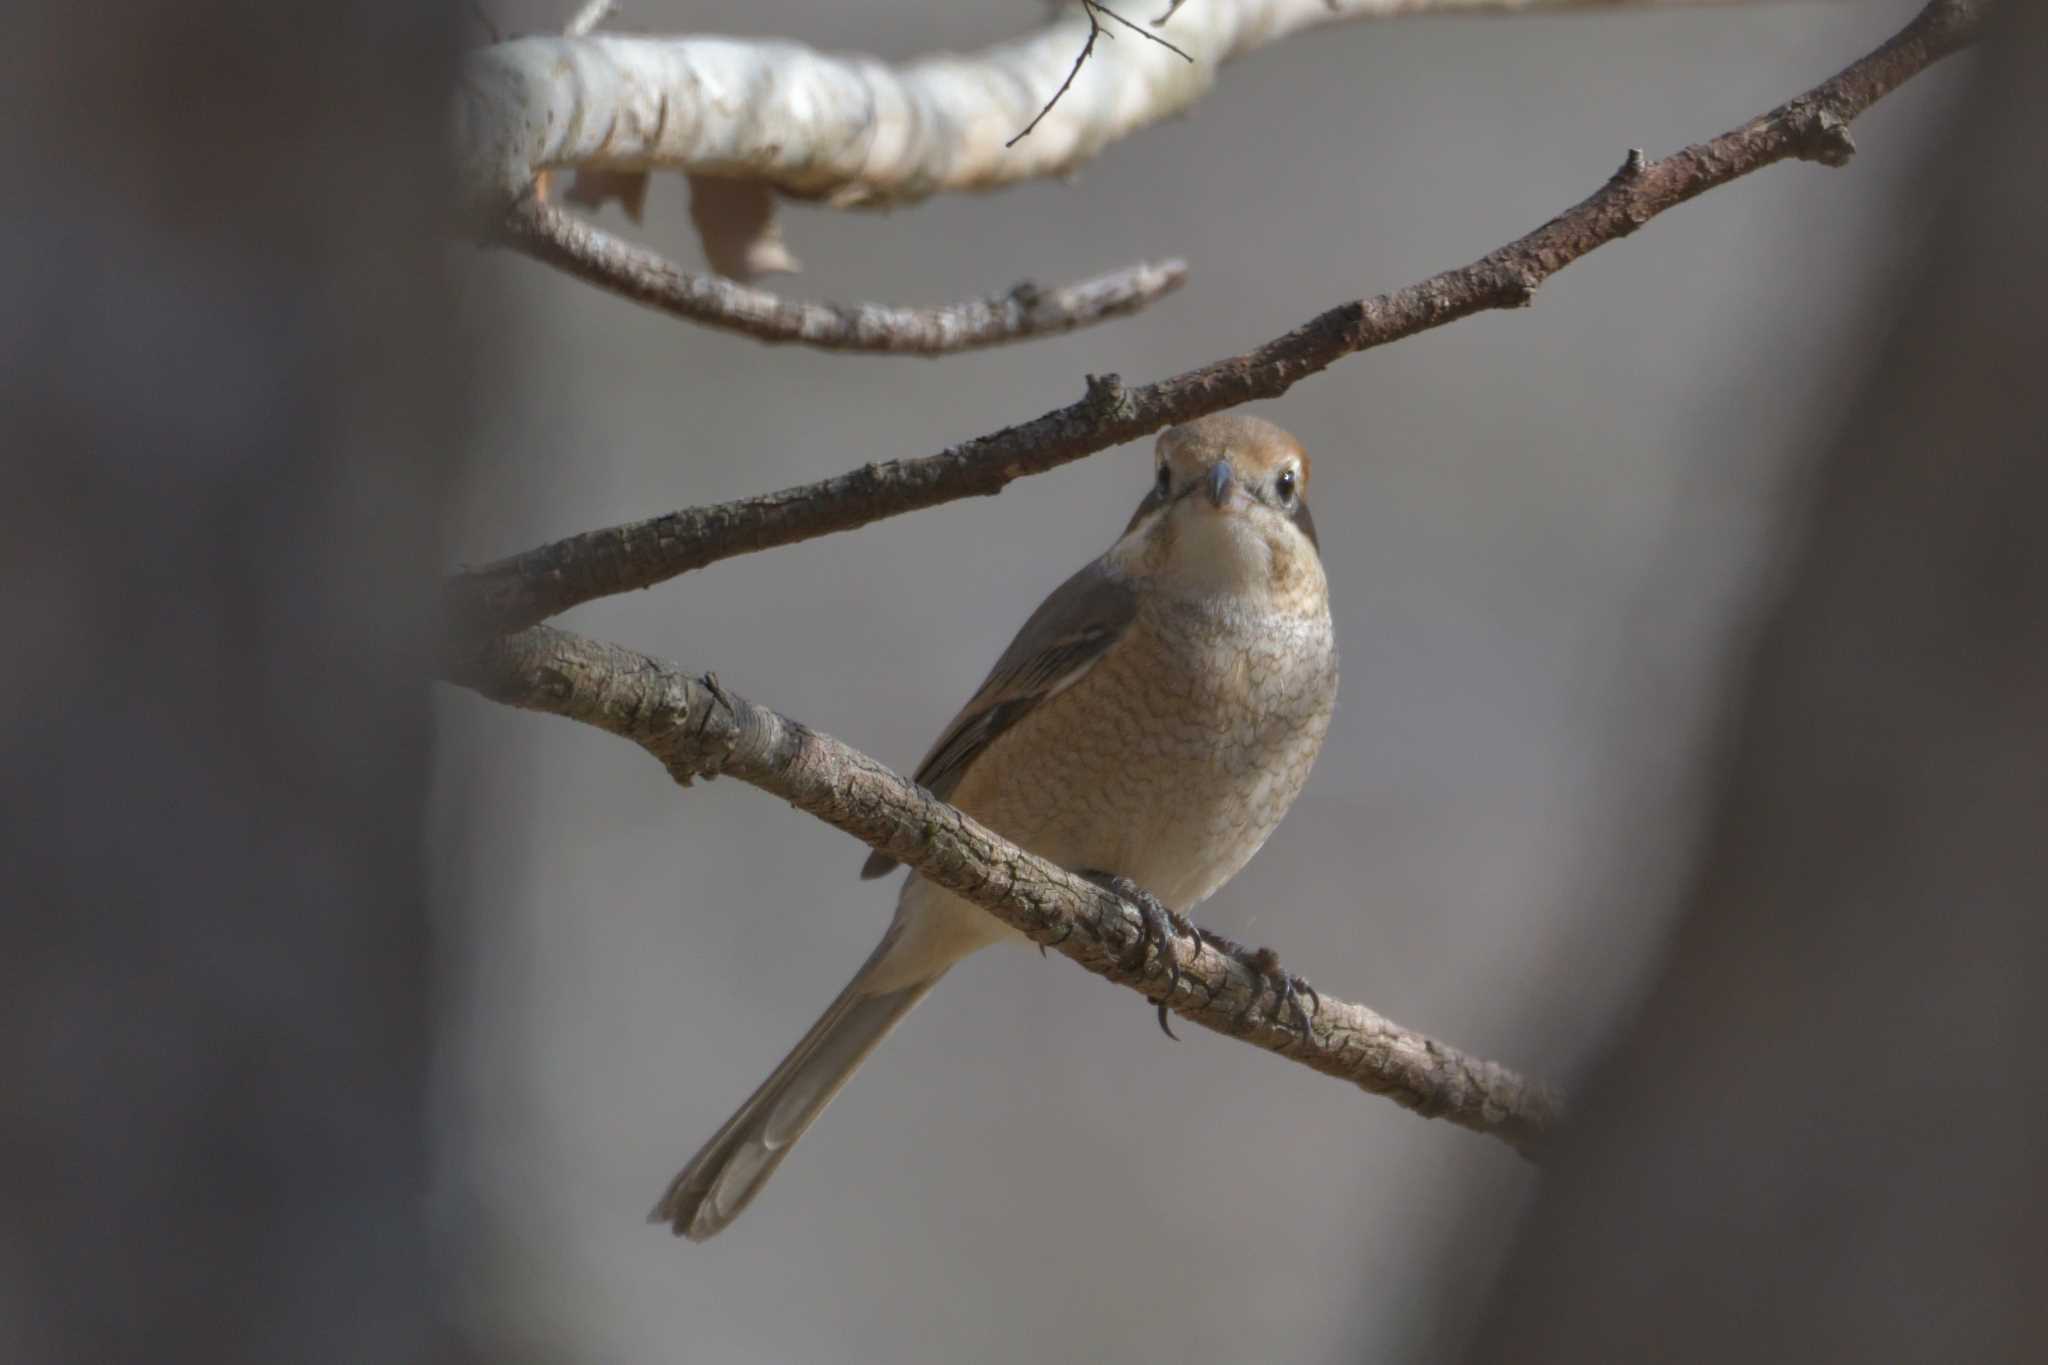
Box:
left=1123, top=477, right=1171, bottom=535
left=1290, top=497, right=1320, bottom=552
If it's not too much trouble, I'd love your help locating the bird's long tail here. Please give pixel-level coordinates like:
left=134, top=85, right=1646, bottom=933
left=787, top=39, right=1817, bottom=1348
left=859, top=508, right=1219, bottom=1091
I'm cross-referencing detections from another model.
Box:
left=651, top=934, right=945, bottom=1241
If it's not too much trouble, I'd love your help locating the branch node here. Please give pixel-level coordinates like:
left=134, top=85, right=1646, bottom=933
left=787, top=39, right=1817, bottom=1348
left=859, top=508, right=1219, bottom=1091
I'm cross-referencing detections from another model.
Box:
left=1084, top=371, right=1129, bottom=417
left=535, top=664, right=574, bottom=703
left=1492, top=267, right=1541, bottom=308
left=1612, top=147, right=1648, bottom=182
left=676, top=670, right=740, bottom=783
left=1787, top=104, right=1859, bottom=167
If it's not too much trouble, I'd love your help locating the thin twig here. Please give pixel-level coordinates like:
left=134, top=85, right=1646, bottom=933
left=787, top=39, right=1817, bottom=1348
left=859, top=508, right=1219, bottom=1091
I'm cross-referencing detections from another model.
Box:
left=564, top=0, right=614, bottom=36
left=449, top=0, right=1986, bottom=639
left=1095, top=0, right=1193, bottom=55
left=498, top=193, right=1186, bottom=353
left=1010, top=1, right=1195, bottom=147
left=465, top=0, right=502, bottom=44
left=443, top=625, right=1565, bottom=1156
left=1009, top=5, right=1106, bottom=147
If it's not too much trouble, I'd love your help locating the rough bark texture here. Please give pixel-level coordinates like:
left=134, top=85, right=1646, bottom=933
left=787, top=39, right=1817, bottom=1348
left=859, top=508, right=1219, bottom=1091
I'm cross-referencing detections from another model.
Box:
left=1462, top=2, right=2045, bottom=1359
left=448, top=0, right=1985, bottom=639
left=501, top=193, right=1187, bottom=352
left=446, top=626, right=1563, bottom=1156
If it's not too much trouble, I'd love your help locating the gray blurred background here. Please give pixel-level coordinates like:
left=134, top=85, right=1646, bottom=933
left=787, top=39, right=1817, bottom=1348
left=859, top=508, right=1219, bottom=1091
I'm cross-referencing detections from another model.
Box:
left=433, top=2, right=1974, bottom=1360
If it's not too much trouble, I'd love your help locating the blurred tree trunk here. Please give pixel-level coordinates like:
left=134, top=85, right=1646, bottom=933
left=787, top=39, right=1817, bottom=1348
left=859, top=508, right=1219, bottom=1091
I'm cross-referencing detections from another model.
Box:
left=1466, top=5, right=2048, bottom=1360
left=2, top=4, right=465, bottom=1361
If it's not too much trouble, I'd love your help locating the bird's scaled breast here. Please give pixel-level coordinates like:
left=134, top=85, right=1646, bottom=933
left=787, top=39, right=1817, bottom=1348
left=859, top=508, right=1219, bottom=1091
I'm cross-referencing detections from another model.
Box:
left=950, top=594, right=1337, bottom=911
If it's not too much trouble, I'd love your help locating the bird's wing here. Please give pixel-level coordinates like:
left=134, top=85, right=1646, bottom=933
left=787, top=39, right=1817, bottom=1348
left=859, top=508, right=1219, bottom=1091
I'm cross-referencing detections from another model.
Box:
left=859, top=557, right=1138, bottom=879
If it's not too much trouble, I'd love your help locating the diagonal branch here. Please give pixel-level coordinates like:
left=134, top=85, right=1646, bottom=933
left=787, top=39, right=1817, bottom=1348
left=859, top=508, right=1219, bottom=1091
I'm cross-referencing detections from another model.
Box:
left=444, top=625, right=1564, bottom=1157
left=449, top=0, right=1986, bottom=639
left=499, top=194, right=1188, bottom=353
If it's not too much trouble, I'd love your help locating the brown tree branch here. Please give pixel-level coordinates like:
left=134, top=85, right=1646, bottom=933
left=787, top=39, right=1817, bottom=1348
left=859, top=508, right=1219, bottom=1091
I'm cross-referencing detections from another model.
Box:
left=444, top=625, right=1563, bottom=1156
left=449, top=0, right=1984, bottom=639
left=498, top=194, right=1188, bottom=353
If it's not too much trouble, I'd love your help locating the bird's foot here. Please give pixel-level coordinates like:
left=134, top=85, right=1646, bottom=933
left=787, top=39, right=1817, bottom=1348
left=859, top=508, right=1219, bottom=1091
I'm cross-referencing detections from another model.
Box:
left=1192, top=927, right=1320, bottom=1038
left=1079, top=870, right=1197, bottom=1040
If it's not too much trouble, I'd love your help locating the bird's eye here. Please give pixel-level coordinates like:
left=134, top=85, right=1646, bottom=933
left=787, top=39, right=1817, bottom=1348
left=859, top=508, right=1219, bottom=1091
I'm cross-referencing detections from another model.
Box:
left=1275, top=467, right=1298, bottom=501
left=1155, top=465, right=1171, bottom=495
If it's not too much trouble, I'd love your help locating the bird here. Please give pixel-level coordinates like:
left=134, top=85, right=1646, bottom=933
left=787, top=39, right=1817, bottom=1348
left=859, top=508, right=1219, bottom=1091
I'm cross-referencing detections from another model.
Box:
left=653, top=412, right=1339, bottom=1240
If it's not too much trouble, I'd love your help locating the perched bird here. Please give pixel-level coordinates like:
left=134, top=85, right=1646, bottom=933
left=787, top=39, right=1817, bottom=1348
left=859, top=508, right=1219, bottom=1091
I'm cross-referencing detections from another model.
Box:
left=654, top=413, right=1339, bottom=1240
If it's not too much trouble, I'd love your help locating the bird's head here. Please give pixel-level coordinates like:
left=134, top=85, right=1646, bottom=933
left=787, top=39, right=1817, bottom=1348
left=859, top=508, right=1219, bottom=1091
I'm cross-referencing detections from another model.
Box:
left=1109, top=413, right=1324, bottom=609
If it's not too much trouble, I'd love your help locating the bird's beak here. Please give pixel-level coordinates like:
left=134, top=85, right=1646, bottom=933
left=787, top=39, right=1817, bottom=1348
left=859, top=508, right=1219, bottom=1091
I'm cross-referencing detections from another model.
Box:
left=1204, top=461, right=1235, bottom=509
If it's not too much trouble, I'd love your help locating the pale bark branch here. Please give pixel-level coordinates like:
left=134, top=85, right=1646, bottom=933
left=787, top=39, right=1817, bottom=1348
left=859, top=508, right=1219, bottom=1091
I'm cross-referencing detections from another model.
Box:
left=497, top=192, right=1188, bottom=352
left=449, top=0, right=1983, bottom=639
left=451, top=0, right=1761, bottom=225
left=444, top=625, right=1563, bottom=1156
left=452, top=0, right=1755, bottom=351
left=684, top=176, right=799, bottom=279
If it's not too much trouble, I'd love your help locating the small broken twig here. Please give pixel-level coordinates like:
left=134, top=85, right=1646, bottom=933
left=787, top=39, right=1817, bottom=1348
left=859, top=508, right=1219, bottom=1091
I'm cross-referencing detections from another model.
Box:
left=564, top=0, right=614, bottom=37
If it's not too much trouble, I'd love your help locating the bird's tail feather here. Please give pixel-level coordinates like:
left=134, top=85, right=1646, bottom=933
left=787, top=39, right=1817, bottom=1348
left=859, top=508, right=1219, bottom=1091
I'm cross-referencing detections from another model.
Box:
left=651, top=945, right=944, bottom=1241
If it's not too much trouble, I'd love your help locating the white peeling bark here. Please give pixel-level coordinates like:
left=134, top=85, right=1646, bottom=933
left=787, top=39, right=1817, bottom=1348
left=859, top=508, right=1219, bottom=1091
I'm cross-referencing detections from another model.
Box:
left=451, top=0, right=1741, bottom=227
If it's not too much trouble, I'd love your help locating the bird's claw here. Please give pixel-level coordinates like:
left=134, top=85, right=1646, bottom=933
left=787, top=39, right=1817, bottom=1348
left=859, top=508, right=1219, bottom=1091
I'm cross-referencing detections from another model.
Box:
left=1195, top=928, right=1319, bottom=1038
left=1080, top=870, right=1195, bottom=1040
left=1038, top=917, right=1076, bottom=957
left=1076, top=873, right=1318, bottom=1042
